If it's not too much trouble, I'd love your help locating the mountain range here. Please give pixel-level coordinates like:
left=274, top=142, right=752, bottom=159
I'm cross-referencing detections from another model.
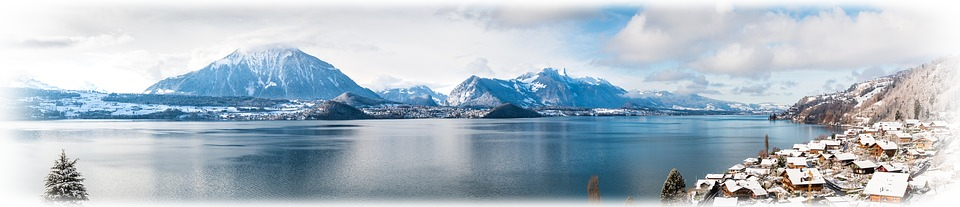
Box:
left=777, top=56, right=959, bottom=125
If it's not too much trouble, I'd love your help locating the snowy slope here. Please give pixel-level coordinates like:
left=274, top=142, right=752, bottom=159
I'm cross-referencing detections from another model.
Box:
left=144, top=47, right=379, bottom=100
left=377, top=85, right=447, bottom=106
left=8, top=78, right=60, bottom=90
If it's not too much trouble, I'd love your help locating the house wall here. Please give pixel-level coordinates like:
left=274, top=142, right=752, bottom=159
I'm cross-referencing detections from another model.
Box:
left=869, top=195, right=902, bottom=203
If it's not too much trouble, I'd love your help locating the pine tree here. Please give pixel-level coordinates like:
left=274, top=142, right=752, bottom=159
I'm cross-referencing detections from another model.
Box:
left=623, top=196, right=637, bottom=207
left=660, top=168, right=689, bottom=205
left=914, top=99, right=921, bottom=119
left=43, top=150, right=89, bottom=204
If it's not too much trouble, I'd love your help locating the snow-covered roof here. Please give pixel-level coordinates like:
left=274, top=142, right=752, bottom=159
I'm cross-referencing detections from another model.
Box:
left=713, top=197, right=738, bottom=207
left=820, top=140, right=841, bottom=146
left=696, top=179, right=716, bottom=190
left=853, top=160, right=878, bottom=169
left=729, top=164, right=745, bottom=171
left=863, top=172, right=909, bottom=197
left=706, top=174, right=725, bottom=180
left=876, top=140, right=899, bottom=150
left=834, top=153, right=856, bottom=161
left=823, top=196, right=850, bottom=206
left=786, top=157, right=807, bottom=166
left=793, top=144, right=809, bottom=151
left=807, top=142, right=826, bottom=150
left=744, top=157, right=759, bottom=163
left=931, top=121, right=948, bottom=127
left=745, top=168, right=769, bottom=175
left=760, top=159, right=776, bottom=166
left=723, top=180, right=768, bottom=196
left=784, top=168, right=825, bottom=185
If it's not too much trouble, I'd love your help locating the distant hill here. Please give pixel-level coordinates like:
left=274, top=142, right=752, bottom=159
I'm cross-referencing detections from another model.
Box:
left=144, top=47, right=379, bottom=100
left=304, top=101, right=372, bottom=120
left=777, top=56, right=959, bottom=125
left=482, top=103, right=542, bottom=118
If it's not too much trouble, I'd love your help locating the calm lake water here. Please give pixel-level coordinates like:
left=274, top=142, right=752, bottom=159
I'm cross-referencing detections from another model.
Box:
left=5, top=116, right=837, bottom=203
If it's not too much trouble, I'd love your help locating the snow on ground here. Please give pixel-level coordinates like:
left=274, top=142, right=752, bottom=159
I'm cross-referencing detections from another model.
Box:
left=920, top=182, right=960, bottom=207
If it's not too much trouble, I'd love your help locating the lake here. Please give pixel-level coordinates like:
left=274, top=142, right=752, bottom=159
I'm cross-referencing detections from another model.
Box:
left=3, top=116, right=837, bottom=203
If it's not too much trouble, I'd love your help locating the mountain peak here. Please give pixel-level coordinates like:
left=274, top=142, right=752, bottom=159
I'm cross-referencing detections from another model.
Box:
left=144, top=46, right=378, bottom=100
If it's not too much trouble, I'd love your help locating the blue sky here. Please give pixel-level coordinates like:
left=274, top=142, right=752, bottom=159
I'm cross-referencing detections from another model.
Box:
left=1, top=1, right=957, bottom=104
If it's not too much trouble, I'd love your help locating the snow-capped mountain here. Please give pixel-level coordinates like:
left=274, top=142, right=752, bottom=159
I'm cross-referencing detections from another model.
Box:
left=447, top=68, right=626, bottom=108
left=8, top=78, right=60, bottom=90
left=377, top=85, right=447, bottom=106
left=144, top=47, right=379, bottom=100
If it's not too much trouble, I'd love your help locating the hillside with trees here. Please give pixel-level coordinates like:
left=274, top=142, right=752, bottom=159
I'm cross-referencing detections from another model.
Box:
left=775, top=56, right=959, bottom=125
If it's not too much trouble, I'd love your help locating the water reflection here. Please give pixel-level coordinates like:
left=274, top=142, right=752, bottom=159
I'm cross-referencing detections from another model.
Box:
left=0, top=129, right=40, bottom=143
left=7, top=116, right=837, bottom=202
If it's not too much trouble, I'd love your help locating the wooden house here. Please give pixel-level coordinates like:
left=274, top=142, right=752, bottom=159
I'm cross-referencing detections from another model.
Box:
left=722, top=180, right=768, bottom=199
left=863, top=172, right=909, bottom=204
left=852, top=160, right=878, bottom=174
left=781, top=168, right=825, bottom=191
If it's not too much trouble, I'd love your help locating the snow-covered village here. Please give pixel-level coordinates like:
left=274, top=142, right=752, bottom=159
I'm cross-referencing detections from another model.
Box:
left=691, top=119, right=958, bottom=206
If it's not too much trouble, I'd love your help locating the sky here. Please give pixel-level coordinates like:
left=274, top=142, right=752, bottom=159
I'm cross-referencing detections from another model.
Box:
left=1, top=0, right=958, bottom=104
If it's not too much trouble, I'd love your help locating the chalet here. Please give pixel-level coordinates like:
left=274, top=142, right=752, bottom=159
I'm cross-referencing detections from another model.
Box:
left=696, top=179, right=718, bottom=192
left=722, top=180, right=768, bottom=198
left=743, top=157, right=759, bottom=166
left=817, top=153, right=835, bottom=163
left=833, top=153, right=856, bottom=165
left=782, top=168, right=825, bottom=191
left=821, top=140, right=842, bottom=150
left=728, top=164, right=746, bottom=174
left=905, top=119, right=920, bottom=128
left=706, top=174, right=726, bottom=181
left=793, top=144, right=810, bottom=153
left=863, top=172, right=910, bottom=204
left=713, top=197, right=738, bottom=207
left=844, top=129, right=859, bottom=136
left=858, top=136, right=876, bottom=148
left=786, top=157, right=807, bottom=169
left=807, top=142, right=826, bottom=154
left=851, top=160, right=878, bottom=174
left=759, top=158, right=777, bottom=168
left=893, top=132, right=913, bottom=143
left=915, top=135, right=939, bottom=150
left=930, top=121, right=948, bottom=129
left=875, top=122, right=903, bottom=131
left=877, top=163, right=905, bottom=173
left=862, top=127, right=879, bottom=136
left=872, top=141, right=899, bottom=157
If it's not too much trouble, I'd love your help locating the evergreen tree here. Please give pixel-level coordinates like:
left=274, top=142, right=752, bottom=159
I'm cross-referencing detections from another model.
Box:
left=587, top=175, right=601, bottom=204
left=623, top=196, right=637, bottom=207
left=43, top=150, right=89, bottom=204
left=914, top=99, right=921, bottom=119
left=660, top=168, right=689, bottom=205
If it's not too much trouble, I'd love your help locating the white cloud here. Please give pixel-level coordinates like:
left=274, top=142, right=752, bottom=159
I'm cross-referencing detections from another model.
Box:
left=495, top=0, right=609, bottom=26
left=0, top=4, right=583, bottom=94
left=605, top=5, right=957, bottom=79
left=13, top=31, right=134, bottom=49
